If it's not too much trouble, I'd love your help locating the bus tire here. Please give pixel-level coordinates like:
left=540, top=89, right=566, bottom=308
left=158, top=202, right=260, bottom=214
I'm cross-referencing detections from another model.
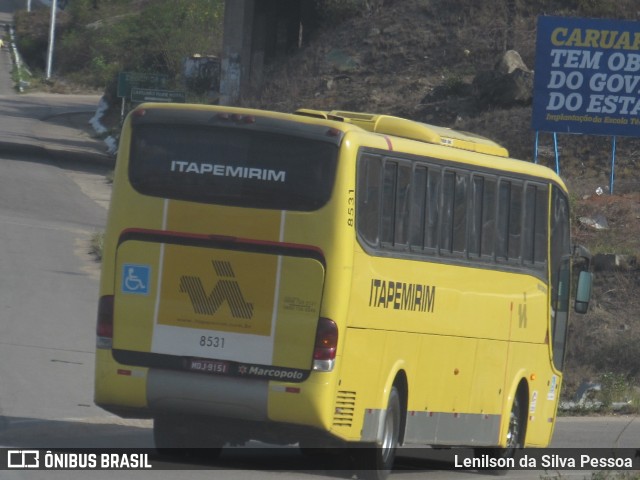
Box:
left=154, top=415, right=223, bottom=460
left=474, top=389, right=526, bottom=474
left=353, top=386, right=401, bottom=480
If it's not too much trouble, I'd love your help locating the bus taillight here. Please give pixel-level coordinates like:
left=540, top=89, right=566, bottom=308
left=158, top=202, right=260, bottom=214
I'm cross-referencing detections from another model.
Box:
left=313, top=317, right=338, bottom=372
left=96, top=295, right=114, bottom=349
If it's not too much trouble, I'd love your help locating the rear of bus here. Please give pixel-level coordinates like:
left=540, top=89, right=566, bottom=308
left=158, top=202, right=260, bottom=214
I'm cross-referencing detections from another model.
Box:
left=94, top=103, right=356, bottom=448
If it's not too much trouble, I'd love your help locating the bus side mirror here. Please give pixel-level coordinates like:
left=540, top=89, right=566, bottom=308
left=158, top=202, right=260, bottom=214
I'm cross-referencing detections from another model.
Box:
left=572, top=244, right=592, bottom=315
left=574, top=270, right=593, bottom=314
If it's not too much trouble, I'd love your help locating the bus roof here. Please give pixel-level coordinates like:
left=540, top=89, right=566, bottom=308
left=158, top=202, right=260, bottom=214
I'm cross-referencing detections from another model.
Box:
left=295, top=109, right=509, bottom=157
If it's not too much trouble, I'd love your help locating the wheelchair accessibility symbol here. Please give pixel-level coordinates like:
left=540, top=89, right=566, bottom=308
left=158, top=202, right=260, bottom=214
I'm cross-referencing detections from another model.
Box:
left=121, top=264, right=151, bottom=295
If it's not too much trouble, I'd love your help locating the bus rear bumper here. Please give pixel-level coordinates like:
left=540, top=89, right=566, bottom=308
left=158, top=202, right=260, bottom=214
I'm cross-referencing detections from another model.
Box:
left=95, top=349, right=347, bottom=444
left=147, top=368, right=269, bottom=421
left=146, top=367, right=338, bottom=434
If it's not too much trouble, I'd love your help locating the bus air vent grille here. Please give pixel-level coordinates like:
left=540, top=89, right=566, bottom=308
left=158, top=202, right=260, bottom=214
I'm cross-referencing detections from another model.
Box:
left=333, top=391, right=356, bottom=427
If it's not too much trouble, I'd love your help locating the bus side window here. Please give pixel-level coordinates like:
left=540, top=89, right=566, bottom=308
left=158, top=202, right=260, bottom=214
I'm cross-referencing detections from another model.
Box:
left=534, top=186, right=549, bottom=264
left=439, top=170, right=455, bottom=254
left=508, top=181, right=523, bottom=261
left=468, top=175, right=484, bottom=257
left=424, top=166, right=441, bottom=252
left=481, top=177, right=497, bottom=258
left=410, top=165, right=427, bottom=250
left=496, top=180, right=511, bottom=260
left=452, top=172, right=468, bottom=255
left=522, top=184, right=537, bottom=264
left=394, top=163, right=412, bottom=248
left=357, top=154, right=382, bottom=247
left=522, top=183, right=548, bottom=266
left=381, top=160, right=398, bottom=246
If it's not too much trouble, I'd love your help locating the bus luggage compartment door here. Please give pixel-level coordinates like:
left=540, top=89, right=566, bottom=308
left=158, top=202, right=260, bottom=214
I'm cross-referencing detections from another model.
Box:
left=112, top=238, right=325, bottom=375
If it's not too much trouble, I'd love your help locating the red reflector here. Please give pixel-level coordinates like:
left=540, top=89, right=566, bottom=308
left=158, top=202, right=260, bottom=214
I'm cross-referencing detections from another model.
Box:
left=242, top=115, right=256, bottom=124
left=117, top=369, right=132, bottom=376
left=285, top=387, right=301, bottom=394
left=97, top=295, right=114, bottom=339
left=313, top=318, right=338, bottom=361
left=326, top=128, right=341, bottom=137
left=132, top=108, right=146, bottom=117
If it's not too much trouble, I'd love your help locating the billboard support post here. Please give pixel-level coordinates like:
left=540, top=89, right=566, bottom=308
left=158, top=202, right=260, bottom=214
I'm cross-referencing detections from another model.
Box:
left=553, top=132, right=560, bottom=175
left=610, top=136, right=617, bottom=195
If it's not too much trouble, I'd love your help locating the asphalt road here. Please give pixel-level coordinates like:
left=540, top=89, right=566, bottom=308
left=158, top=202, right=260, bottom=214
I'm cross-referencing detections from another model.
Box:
left=0, top=155, right=107, bottom=420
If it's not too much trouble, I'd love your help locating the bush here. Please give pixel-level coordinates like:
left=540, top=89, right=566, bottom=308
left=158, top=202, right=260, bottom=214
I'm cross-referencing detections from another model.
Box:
left=15, top=0, right=224, bottom=90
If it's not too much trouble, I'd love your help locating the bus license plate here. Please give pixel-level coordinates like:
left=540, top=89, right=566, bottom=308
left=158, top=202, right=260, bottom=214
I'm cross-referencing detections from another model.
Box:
left=188, top=358, right=229, bottom=375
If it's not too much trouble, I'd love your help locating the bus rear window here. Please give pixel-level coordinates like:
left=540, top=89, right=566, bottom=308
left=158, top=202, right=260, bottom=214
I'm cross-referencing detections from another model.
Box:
left=128, top=124, right=339, bottom=211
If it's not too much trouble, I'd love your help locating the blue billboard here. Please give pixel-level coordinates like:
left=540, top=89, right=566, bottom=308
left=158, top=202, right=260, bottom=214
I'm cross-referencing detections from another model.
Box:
left=532, top=16, right=640, bottom=137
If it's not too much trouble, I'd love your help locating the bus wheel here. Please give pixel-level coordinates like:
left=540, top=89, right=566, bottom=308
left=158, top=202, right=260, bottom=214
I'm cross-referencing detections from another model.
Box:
left=154, top=415, right=223, bottom=460
left=474, top=391, right=525, bottom=472
left=353, top=386, right=401, bottom=480
left=504, top=392, right=525, bottom=451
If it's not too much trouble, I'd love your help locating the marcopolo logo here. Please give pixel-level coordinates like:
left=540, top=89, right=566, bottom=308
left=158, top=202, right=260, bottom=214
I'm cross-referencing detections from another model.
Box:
left=179, top=260, right=253, bottom=319
left=237, top=364, right=306, bottom=381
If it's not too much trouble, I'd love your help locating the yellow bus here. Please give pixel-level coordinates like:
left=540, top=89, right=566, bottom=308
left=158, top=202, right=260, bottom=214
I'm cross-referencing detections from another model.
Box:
left=94, top=103, right=592, bottom=477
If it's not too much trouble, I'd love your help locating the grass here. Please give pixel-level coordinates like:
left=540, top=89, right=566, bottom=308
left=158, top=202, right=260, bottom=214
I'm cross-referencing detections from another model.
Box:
left=9, top=46, right=36, bottom=92
left=90, top=232, right=104, bottom=261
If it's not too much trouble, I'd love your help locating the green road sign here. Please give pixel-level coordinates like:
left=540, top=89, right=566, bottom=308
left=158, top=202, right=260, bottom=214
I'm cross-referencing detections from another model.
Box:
left=117, top=72, right=169, bottom=98
left=130, top=87, right=186, bottom=103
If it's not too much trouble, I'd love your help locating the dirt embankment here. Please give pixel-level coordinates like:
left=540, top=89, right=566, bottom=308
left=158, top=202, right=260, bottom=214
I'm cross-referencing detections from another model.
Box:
left=245, top=0, right=640, bottom=399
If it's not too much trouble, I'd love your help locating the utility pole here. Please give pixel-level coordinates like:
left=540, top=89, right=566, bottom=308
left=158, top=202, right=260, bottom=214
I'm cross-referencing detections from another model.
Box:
left=27, top=0, right=31, bottom=12
left=45, top=0, right=57, bottom=80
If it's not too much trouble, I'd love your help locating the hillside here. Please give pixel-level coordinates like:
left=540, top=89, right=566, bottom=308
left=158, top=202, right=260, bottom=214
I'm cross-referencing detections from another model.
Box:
left=246, top=0, right=640, bottom=191
left=243, top=0, right=640, bottom=403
